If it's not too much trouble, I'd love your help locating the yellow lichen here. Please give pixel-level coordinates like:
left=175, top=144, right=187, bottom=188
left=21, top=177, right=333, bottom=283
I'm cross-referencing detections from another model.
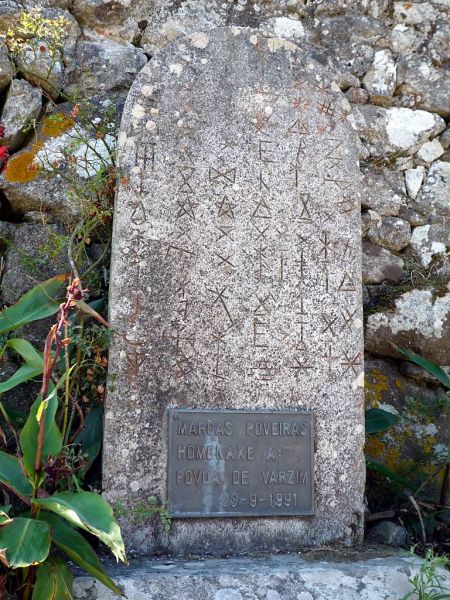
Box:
left=42, top=113, right=75, bottom=138
left=365, top=368, right=389, bottom=406
left=4, top=150, right=40, bottom=183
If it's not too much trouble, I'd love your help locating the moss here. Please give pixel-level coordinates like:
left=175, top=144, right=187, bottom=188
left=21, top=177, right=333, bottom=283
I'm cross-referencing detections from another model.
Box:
left=42, top=113, right=75, bottom=138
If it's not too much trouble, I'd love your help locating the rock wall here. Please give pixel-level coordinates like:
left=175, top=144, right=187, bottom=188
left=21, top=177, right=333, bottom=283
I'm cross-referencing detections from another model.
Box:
left=0, top=1, right=449, bottom=506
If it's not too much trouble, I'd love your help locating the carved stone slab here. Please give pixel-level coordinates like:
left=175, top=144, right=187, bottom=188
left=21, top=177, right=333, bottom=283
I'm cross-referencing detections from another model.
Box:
left=104, top=27, right=365, bottom=555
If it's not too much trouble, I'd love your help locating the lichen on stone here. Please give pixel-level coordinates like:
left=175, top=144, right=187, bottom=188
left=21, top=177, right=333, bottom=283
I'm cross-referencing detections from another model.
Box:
left=41, top=113, right=76, bottom=138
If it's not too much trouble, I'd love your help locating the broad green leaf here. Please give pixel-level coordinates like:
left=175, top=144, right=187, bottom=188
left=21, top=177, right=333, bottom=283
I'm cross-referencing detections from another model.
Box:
left=0, top=275, right=66, bottom=335
left=36, top=366, right=75, bottom=423
left=366, top=459, right=416, bottom=491
left=0, top=505, right=11, bottom=525
left=20, top=389, right=62, bottom=480
left=0, top=406, right=26, bottom=429
left=365, top=408, right=400, bottom=434
left=74, top=406, right=103, bottom=476
left=34, top=491, right=126, bottom=563
left=4, top=339, right=43, bottom=369
left=33, top=557, right=73, bottom=600
left=0, top=363, right=43, bottom=394
left=41, top=512, right=123, bottom=595
left=0, top=339, right=44, bottom=394
left=0, top=517, right=50, bottom=567
left=395, top=346, right=450, bottom=389
left=0, top=451, right=32, bottom=499
left=75, top=300, right=109, bottom=328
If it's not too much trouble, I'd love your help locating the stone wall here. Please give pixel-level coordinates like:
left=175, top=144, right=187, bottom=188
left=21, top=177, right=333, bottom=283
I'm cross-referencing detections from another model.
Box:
left=0, top=0, right=449, bottom=506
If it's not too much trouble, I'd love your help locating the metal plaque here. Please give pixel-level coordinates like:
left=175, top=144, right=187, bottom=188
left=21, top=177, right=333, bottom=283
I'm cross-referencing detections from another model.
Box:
left=167, top=409, right=314, bottom=517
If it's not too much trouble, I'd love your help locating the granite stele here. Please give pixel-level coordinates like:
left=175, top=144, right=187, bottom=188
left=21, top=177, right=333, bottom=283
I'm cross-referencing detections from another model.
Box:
left=104, top=26, right=365, bottom=555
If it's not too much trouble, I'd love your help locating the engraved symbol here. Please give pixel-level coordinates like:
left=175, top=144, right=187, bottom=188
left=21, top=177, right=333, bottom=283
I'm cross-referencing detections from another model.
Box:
left=254, top=243, right=270, bottom=282
left=315, top=78, right=331, bottom=94
left=293, top=97, right=312, bottom=111
left=207, top=286, right=233, bottom=325
left=214, top=252, right=235, bottom=271
left=335, top=238, right=353, bottom=259
left=176, top=198, right=198, bottom=219
left=252, top=197, right=272, bottom=220
left=288, top=119, right=309, bottom=136
left=209, top=166, right=236, bottom=184
left=253, top=112, right=272, bottom=133
left=319, top=100, right=335, bottom=118
left=130, top=199, right=147, bottom=225
left=295, top=248, right=307, bottom=281
left=132, top=143, right=156, bottom=193
left=216, top=225, right=234, bottom=241
left=341, top=308, right=357, bottom=331
left=295, top=297, right=308, bottom=350
left=336, top=196, right=358, bottom=213
left=337, top=271, right=356, bottom=292
left=319, top=231, right=332, bottom=263
left=253, top=224, right=270, bottom=241
left=340, top=351, right=362, bottom=376
left=166, top=244, right=196, bottom=259
left=217, top=196, right=236, bottom=219
left=321, top=313, right=338, bottom=337
left=325, top=177, right=352, bottom=191
left=290, top=357, right=314, bottom=373
left=175, top=355, right=193, bottom=379
left=299, top=193, right=311, bottom=222
left=177, top=166, right=195, bottom=193
left=211, top=326, right=233, bottom=381
left=259, top=139, right=276, bottom=163
left=162, top=326, right=195, bottom=355
left=249, top=359, right=278, bottom=382
left=322, top=344, right=338, bottom=372
left=259, top=171, right=271, bottom=191
left=325, top=140, right=345, bottom=168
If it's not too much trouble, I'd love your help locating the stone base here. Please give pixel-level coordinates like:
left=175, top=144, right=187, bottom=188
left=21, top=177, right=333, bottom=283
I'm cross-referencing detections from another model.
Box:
left=73, top=553, right=450, bottom=599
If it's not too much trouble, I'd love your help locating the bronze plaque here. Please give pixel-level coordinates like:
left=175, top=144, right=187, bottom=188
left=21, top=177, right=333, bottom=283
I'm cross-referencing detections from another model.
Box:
left=167, top=409, right=314, bottom=517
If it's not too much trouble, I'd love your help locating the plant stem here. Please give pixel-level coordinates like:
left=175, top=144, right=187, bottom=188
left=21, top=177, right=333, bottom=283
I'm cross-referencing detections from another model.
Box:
left=61, top=323, right=71, bottom=441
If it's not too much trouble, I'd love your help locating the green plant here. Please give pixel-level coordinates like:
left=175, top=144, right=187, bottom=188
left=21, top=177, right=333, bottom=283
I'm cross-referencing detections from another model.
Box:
left=0, top=278, right=125, bottom=598
left=114, top=496, right=172, bottom=531
left=402, top=547, right=450, bottom=600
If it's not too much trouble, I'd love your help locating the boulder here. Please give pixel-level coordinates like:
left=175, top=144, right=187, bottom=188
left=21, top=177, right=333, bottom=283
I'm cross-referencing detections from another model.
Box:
left=397, top=55, right=450, bottom=118
left=365, top=289, right=450, bottom=364
left=361, top=167, right=407, bottom=216
left=366, top=521, right=407, bottom=547
left=0, top=100, right=118, bottom=223
left=1, top=222, right=68, bottom=305
left=405, top=166, right=426, bottom=199
left=393, top=1, right=437, bottom=26
left=364, top=213, right=411, bottom=251
left=353, top=105, right=446, bottom=158
left=409, top=224, right=450, bottom=268
left=362, top=242, right=404, bottom=284
left=415, top=139, right=445, bottom=165
left=310, top=16, right=389, bottom=78
left=0, top=43, right=14, bottom=92
left=140, top=1, right=226, bottom=55
left=389, top=24, right=422, bottom=54
left=65, top=37, right=147, bottom=98
left=16, top=40, right=66, bottom=100
left=0, top=0, right=22, bottom=34
left=412, top=161, right=450, bottom=220
left=0, top=79, right=42, bottom=150
left=362, top=49, right=396, bottom=104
